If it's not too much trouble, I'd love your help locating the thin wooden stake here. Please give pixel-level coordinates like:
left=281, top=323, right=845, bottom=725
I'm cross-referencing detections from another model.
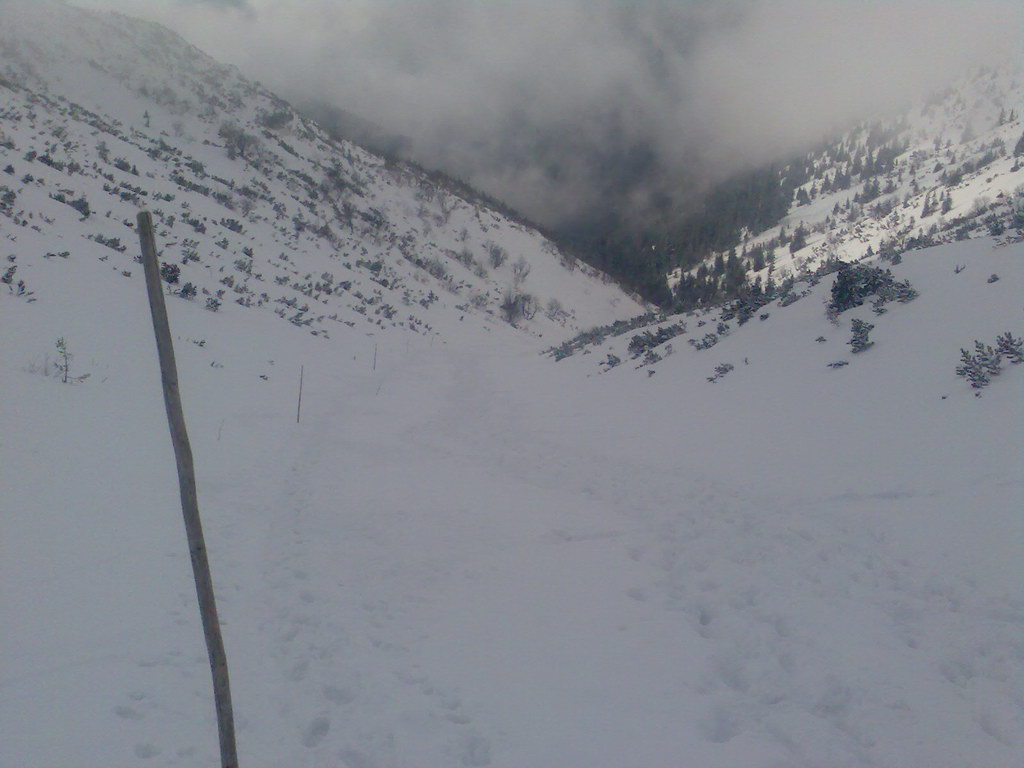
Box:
left=297, top=365, right=304, bottom=424
left=137, top=212, right=239, bottom=768
left=372, top=343, right=377, bottom=371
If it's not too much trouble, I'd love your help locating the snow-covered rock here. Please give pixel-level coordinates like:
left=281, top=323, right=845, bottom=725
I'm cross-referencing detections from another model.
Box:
left=0, top=0, right=645, bottom=349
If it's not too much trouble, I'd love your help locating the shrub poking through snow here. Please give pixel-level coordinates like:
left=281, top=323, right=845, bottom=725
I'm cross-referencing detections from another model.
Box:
left=956, top=347, right=990, bottom=389
left=849, top=319, right=875, bottom=353
left=544, top=312, right=662, bottom=361
left=55, top=337, right=71, bottom=383
left=688, top=332, right=719, bottom=351
left=627, top=322, right=686, bottom=358
left=707, top=362, right=734, bottom=382
left=827, top=264, right=917, bottom=321
left=160, top=262, right=180, bottom=284
left=995, top=332, right=1023, bottom=364
left=974, top=341, right=1003, bottom=379
left=954, top=335, right=1018, bottom=389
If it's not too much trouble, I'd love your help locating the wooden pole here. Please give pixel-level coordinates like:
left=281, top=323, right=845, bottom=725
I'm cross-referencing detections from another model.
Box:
left=137, top=212, right=239, bottom=768
left=297, top=365, right=304, bottom=424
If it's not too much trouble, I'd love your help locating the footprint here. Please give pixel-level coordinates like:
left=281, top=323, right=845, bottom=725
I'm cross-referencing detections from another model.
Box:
left=323, top=684, right=354, bottom=705
left=303, top=717, right=330, bottom=748
left=289, top=660, right=309, bottom=681
left=438, top=694, right=462, bottom=711
left=339, top=747, right=376, bottom=768
left=457, top=730, right=491, bottom=767
left=695, top=603, right=716, bottom=638
left=134, top=744, right=161, bottom=759
left=814, top=676, right=852, bottom=717
left=114, top=705, right=143, bottom=721
left=701, top=707, right=740, bottom=743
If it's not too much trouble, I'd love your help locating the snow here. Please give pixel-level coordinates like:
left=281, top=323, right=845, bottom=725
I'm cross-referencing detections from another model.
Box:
left=0, top=0, right=644, bottom=350
left=668, top=64, right=1024, bottom=290
left=4, top=224, right=1023, bottom=766
left=2, top=3, right=1023, bottom=767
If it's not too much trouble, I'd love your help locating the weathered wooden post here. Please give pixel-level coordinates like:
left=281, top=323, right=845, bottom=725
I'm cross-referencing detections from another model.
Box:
left=137, top=211, right=239, bottom=768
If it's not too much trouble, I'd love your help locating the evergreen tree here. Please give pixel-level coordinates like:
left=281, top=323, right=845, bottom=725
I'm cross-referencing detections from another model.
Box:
left=849, top=319, right=874, bottom=353
left=160, top=262, right=181, bottom=284
left=723, top=251, right=745, bottom=293
left=55, top=337, right=71, bottom=384
left=920, top=192, right=935, bottom=218
left=995, top=332, right=1023, bottom=364
left=789, top=223, right=808, bottom=254
left=974, top=341, right=1002, bottom=378
left=955, top=348, right=988, bottom=388
left=752, top=249, right=766, bottom=272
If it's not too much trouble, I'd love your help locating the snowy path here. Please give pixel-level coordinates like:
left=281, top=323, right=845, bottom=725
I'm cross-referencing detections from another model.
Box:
left=3, top=240, right=1022, bottom=767
left=195, top=337, right=1021, bottom=767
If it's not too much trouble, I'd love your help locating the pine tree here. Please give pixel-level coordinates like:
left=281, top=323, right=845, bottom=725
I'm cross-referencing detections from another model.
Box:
left=789, top=223, right=808, bottom=254
left=920, top=192, right=935, bottom=218
left=995, top=332, right=1023, bottom=364
left=55, top=337, right=71, bottom=383
left=955, top=348, right=987, bottom=388
left=849, top=319, right=875, bottom=353
left=160, top=262, right=181, bottom=284
left=973, top=341, right=1002, bottom=378
left=752, top=249, right=765, bottom=272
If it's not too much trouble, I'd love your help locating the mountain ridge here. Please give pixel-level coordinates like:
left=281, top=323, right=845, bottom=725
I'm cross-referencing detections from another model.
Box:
left=0, top=0, right=646, bottom=349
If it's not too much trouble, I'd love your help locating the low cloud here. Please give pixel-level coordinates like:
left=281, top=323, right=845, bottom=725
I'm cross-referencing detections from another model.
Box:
left=74, top=0, right=1021, bottom=228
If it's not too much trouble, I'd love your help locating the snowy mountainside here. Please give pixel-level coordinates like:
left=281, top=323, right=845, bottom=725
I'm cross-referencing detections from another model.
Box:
left=0, top=0, right=643, bottom=346
left=3, top=224, right=1021, bottom=766
left=550, top=234, right=1024, bottom=393
left=670, top=64, right=1024, bottom=296
left=2, top=3, right=1022, bottom=767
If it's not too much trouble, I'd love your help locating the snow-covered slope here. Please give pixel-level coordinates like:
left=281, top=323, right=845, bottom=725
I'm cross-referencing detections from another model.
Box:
left=0, top=0, right=643, bottom=347
left=2, top=3, right=1022, bottom=768
left=671, top=64, right=1024, bottom=292
left=4, top=203, right=1023, bottom=766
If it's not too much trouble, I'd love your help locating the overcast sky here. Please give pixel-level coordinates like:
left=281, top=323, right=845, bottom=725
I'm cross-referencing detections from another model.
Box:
left=70, top=0, right=1022, bottom=227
